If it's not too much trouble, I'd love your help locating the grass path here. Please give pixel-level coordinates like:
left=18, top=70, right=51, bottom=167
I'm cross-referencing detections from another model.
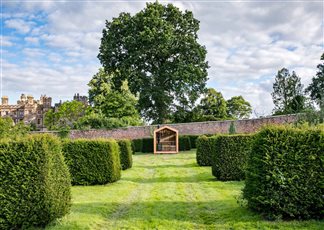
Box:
left=47, top=151, right=323, bottom=230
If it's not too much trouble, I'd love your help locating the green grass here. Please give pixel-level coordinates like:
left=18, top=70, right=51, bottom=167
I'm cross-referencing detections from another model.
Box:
left=46, top=150, right=323, bottom=230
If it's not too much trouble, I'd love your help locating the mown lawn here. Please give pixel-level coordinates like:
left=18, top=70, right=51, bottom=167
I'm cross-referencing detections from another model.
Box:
left=46, top=150, right=323, bottom=230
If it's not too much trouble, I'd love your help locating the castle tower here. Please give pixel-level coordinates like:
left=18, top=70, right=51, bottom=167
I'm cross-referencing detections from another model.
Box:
left=1, top=96, right=8, bottom=105
left=27, top=95, right=34, bottom=104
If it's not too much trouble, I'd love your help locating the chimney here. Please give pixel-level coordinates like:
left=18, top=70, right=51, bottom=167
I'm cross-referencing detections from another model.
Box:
left=1, top=96, right=8, bottom=105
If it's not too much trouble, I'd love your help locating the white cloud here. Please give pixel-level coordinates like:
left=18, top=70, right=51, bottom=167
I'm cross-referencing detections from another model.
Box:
left=4, top=18, right=34, bottom=34
left=2, top=0, right=323, bottom=115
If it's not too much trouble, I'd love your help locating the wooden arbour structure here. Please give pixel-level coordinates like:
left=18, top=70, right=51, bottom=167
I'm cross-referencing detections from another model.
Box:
left=154, top=126, right=179, bottom=154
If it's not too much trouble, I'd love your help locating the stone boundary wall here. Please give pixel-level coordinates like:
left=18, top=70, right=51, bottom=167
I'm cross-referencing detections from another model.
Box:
left=65, top=114, right=297, bottom=140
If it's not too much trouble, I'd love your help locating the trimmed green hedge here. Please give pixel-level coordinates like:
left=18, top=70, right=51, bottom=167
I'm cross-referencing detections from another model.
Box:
left=243, top=126, right=324, bottom=220
left=62, top=139, right=121, bottom=185
left=196, top=135, right=218, bottom=166
left=118, top=139, right=133, bottom=170
left=141, top=138, right=154, bottom=153
left=212, top=134, right=254, bottom=181
left=188, top=135, right=200, bottom=148
left=0, top=134, right=71, bottom=229
left=132, top=139, right=143, bottom=153
left=179, top=136, right=191, bottom=151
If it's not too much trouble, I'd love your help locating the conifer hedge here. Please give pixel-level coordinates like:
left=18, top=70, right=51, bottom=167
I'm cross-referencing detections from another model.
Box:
left=141, top=138, right=154, bottom=153
left=188, top=135, right=200, bottom=148
left=211, top=134, right=254, bottom=181
left=243, top=126, right=324, bottom=220
left=118, top=139, right=133, bottom=170
left=132, top=139, right=143, bottom=153
left=179, top=136, right=191, bottom=151
left=196, top=135, right=218, bottom=166
left=62, top=139, right=121, bottom=185
left=0, top=134, right=71, bottom=229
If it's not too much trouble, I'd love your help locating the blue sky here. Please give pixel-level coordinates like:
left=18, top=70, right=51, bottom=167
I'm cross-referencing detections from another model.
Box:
left=1, top=0, right=323, bottom=116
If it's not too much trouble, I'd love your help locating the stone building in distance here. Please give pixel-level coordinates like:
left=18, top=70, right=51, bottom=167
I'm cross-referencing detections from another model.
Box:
left=0, top=94, right=52, bottom=130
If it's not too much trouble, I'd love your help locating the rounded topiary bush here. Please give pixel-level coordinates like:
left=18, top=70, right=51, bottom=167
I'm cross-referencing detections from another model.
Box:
left=118, top=139, right=133, bottom=170
left=243, top=126, right=324, bottom=220
left=0, top=134, right=71, bottom=229
left=62, top=139, right=121, bottom=185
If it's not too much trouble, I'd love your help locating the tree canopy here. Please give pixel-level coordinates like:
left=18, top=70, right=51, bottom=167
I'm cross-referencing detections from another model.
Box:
left=198, top=88, right=227, bottom=120
left=306, top=53, right=324, bottom=107
left=227, top=96, right=252, bottom=119
left=44, top=100, right=86, bottom=130
left=88, top=69, right=142, bottom=125
left=98, top=2, right=209, bottom=123
left=271, top=68, right=307, bottom=115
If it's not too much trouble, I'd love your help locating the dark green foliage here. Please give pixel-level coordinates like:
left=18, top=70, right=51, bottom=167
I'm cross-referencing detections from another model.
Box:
left=132, top=139, right=143, bottom=153
left=62, top=139, right=121, bottom=185
left=179, top=136, right=191, bottom=151
left=141, top=138, right=154, bottom=153
left=306, top=53, right=324, bottom=107
left=272, top=68, right=307, bottom=115
left=212, top=134, right=254, bottom=181
left=98, top=2, right=209, bottom=123
left=196, top=135, right=218, bottom=166
left=0, top=134, right=71, bottom=229
left=188, top=135, right=200, bottom=148
left=243, top=126, right=324, bottom=220
left=228, top=121, right=236, bottom=134
left=118, top=139, right=133, bottom=170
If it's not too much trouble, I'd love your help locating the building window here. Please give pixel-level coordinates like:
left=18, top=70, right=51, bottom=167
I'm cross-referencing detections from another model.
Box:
left=37, top=119, right=41, bottom=125
left=6, top=111, right=9, bottom=115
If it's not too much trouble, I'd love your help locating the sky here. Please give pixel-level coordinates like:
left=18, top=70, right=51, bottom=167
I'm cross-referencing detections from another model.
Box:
left=1, top=0, right=323, bottom=116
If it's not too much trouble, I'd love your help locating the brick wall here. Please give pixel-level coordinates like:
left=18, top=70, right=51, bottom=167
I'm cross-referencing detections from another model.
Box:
left=67, top=114, right=297, bottom=139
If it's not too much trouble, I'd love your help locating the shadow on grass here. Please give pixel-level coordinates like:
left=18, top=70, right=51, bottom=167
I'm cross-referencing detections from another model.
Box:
left=135, top=163, right=199, bottom=169
left=122, top=172, right=215, bottom=183
left=70, top=200, right=260, bottom=226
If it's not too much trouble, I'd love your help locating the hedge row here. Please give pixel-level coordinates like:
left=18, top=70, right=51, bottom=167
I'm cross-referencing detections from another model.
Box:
left=0, top=135, right=71, bottom=229
left=179, top=136, right=191, bottom=151
left=211, top=134, right=254, bottom=181
left=132, top=139, right=143, bottom=153
left=118, top=139, right=133, bottom=170
left=196, top=135, right=216, bottom=166
left=188, top=135, right=200, bottom=148
left=62, top=139, right=121, bottom=185
left=243, top=126, right=324, bottom=220
left=133, top=135, right=201, bottom=153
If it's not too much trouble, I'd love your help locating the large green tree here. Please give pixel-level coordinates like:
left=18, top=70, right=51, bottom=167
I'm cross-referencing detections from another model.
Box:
left=44, top=100, right=86, bottom=130
left=306, top=53, right=324, bottom=107
left=88, top=69, right=142, bottom=125
left=227, top=96, right=252, bottom=119
left=198, top=88, right=227, bottom=120
left=98, top=2, right=209, bottom=123
left=271, top=68, right=306, bottom=115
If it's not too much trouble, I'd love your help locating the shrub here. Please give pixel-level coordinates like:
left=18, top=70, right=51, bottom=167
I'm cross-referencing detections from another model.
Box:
left=179, top=136, right=191, bottom=151
left=141, top=138, right=154, bottom=153
left=243, top=126, right=324, bottom=220
left=212, top=134, right=254, bottom=181
left=62, top=139, right=121, bottom=185
left=196, top=135, right=218, bottom=166
left=0, top=134, right=71, bottom=229
left=118, top=139, right=133, bottom=170
left=188, top=135, right=200, bottom=148
left=132, top=139, right=143, bottom=153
